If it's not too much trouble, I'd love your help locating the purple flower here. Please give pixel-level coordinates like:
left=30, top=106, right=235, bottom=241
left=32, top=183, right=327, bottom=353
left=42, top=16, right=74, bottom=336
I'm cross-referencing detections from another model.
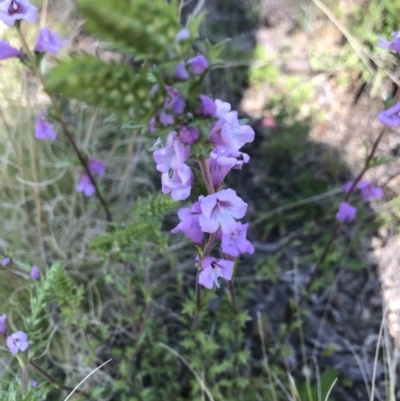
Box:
left=159, top=110, right=174, bottom=127
left=199, top=189, right=247, bottom=234
left=195, top=95, right=217, bottom=117
left=161, top=164, right=194, bottom=201
left=342, top=181, right=354, bottom=193
left=336, top=201, right=356, bottom=222
left=187, top=55, right=209, bottom=75
left=358, top=181, right=383, bottom=201
left=0, top=40, right=22, bottom=61
left=35, top=111, right=57, bottom=141
left=149, top=118, right=157, bottom=134
left=175, top=28, right=190, bottom=42
left=1, top=257, right=10, bottom=266
left=30, top=265, right=40, bottom=280
left=208, top=147, right=247, bottom=190
left=0, top=0, right=38, bottom=26
left=220, top=222, right=254, bottom=257
left=7, top=331, right=28, bottom=354
left=378, top=102, right=400, bottom=127
left=171, top=95, right=186, bottom=115
left=31, top=380, right=38, bottom=387
left=34, top=28, right=67, bottom=54
left=76, top=174, right=95, bottom=197
left=153, top=131, right=189, bottom=173
left=209, top=111, right=255, bottom=150
left=171, top=207, right=204, bottom=246
left=214, top=99, right=231, bottom=118
left=88, top=157, right=106, bottom=175
left=179, top=125, right=200, bottom=145
left=175, top=62, right=189, bottom=81
left=0, top=314, right=7, bottom=335
left=198, top=257, right=234, bottom=289
left=377, top=31, right=400, bottom=53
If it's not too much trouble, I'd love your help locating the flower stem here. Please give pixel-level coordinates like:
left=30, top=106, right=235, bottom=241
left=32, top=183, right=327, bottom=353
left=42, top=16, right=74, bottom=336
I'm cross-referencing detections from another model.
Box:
left=306, top=87, right=400, bottom=291
left=198, top=155, right=215, bottom=195
left=15, top=26, right=113, bottom=222
left=30, top=361, right=90, bottom=398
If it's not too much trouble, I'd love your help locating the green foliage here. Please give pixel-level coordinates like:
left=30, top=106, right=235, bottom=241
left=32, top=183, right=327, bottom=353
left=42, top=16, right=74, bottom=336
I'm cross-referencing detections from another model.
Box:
left=77, top=0, right=181, bottom=60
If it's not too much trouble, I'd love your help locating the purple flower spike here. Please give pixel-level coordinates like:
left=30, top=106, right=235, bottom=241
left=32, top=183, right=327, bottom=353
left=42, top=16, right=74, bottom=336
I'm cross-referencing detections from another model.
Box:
left=88, top=157, right=106, bottom=175
left=199, top=189, right=247, bottom=234
left=30, top=265, right=40, bottom=280
left=195, top=95, right=217, bottom=117
left=187, top=55, right=209, bottom=75
left=221, top=222, right=254, bottom=257
left=357, top=181, right=383, bottom=201
left=336, top=201, right=356, bottom=222
left=0, top=40, right=22, bottom=61
left=7, top=331, right=28, bottom=354
left=0, top=0, right=38, bottom=26
left=175, top=28, right=190, bottom=43
left=35, top=28, right=67, bottom=54
left=35, top=111, right=57, bottom=141
left=175, top=62, right=189, bottom=81
left=76, top=174, right=95, bottom=197
left=171, top=207, right=204, bottom=246
left=179, top=125, right=200, bottom=145
left=161, top=164, right=194, bottom=201
left=1, top=257, right=10, bottom=266
left=0, top=314, right=7, bottom=335
left=198, top=257, right=234, bottom=289
left=378, top=102, right=400, bottom=127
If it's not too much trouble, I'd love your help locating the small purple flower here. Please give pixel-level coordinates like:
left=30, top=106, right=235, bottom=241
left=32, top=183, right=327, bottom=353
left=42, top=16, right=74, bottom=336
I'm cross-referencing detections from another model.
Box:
left=31, top=380, right=38, bottom=387
left=198, top=257, right=234, bottom=289
left=7, top=331, right=28, bottom=354
left=220, top=222, right=254, bottom=257
left=0, top=0, right=38, bottom=27
left=358, top=181, right=383, bottom=201
left=342, top=181, right=354, bottom=193
left=161, top=164, right=194, bottom=201
left=153, top=131, right=189, bottom=173
left=187, top=55, right=209, bottom=75
left=1, top=257, right=10, bottom=267
left=0, top=40, right=22, bottom=61
left=171, top=207, right=204, bottom=246
left=336, top=201, right=356, bottom=222
left=76, top=174, right=95, bottom=197
left=175, top=28, right=190, bottom=42
left=214, top=99, right=231, bottom=118
left=149, top=118, right=157, bottom=134
left=199, top=189, right=247, bottom=234
left=35, top=111, right=57, bottom=141
left=175, top=62, right=189, bottom=81
left=195, top=95, right=217, bottom=117
left=0, top=314, right=7, bottom=335
left=171, top=95, right=186, bottom=115
left=159, top=110, right=174, bottom=127
left=377, top=31, right=400, bottom=53
left=34, top=28, right=67, bottom=54
left=179, top=126, right=200, bottom=145
left=30, top=265, right=40, bottom=280
left=88, top=157, right=106, bottom=175
left=378, top=102, right=400, bottom=127
left=209, top=111, right=255, bottom=150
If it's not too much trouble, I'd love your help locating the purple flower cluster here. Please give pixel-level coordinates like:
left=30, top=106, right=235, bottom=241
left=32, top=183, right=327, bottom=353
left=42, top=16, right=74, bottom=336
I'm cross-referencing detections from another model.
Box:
left=151, top=88, right=255, bottom=289
left=0, top=314, right=28, bottom=354
left=336, top=180, right=383, bottom=222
